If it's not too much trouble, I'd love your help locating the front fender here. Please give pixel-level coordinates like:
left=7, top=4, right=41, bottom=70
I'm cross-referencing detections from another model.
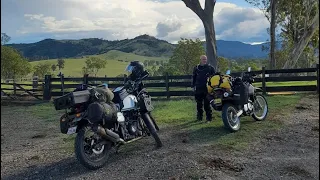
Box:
left=254, top=87, right=263, bottom=92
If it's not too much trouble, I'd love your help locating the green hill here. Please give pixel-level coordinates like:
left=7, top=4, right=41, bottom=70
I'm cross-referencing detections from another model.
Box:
left=7, top=35, right=175, bottom=61
left=31, top=50, right=168, bottom=77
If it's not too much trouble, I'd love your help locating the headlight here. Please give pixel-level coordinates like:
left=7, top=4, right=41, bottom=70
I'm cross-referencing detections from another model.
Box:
left=223, top=92, right=229, bottom=97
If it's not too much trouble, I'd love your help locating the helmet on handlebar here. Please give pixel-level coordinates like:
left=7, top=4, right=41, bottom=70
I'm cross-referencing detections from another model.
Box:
left=125, top=61, right=145, bottom=80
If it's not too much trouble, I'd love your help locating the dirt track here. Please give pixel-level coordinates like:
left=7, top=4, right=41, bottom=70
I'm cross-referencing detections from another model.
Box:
left=1, top=95, right=319, bottom=180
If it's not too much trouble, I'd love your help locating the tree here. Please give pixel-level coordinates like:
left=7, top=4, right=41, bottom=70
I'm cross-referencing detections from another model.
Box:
left=182, top=0, right=218, bottom=69
left=1, top=46, right=32, bottom=79
left=57, top=58, right=65, bottom=71
left=83, top=57, right=107, bottom=76
left=217, top=56, right=229, bottom=73
left=245, top=0, right=278, bottom=69
left=280, top=0, right=319, bottom=68
left=51, top=64, right=57, bottom=72
left=169, top=38, right=205, bottom=74
left=1, top=33, right=11, bottom=45
left=33, top=63, right=52, bottom=78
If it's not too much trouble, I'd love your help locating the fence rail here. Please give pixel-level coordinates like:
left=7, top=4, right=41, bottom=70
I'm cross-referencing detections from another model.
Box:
left=1, top=64, right=319, bottom=100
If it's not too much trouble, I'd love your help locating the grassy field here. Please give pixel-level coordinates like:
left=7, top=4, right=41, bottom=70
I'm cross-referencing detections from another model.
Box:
left=26, top=94, right=303, bottom=151
left=30, top=50, right=168, bottom=77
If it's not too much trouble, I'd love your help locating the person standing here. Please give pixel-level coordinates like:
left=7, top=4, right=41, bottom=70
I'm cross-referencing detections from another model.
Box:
left=192, top=55, right=216, bottom=122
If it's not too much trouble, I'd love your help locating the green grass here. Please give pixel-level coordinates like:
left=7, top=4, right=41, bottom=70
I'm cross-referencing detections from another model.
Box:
left=30, top=50, right=168, bottom=77
left=23, top=94, right=303, bottom=152
left=153, top=94, right=303, bottom=150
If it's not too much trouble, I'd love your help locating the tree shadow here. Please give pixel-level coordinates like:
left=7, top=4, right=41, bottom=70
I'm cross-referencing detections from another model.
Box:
left=2, top=157, right=87, bottom=180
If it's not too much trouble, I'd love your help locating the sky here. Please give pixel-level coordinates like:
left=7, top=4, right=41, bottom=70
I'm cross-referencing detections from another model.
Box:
left=1, top=0, right=270, bottom=45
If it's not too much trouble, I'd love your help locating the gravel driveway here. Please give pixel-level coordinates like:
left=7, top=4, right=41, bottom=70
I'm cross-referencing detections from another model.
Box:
left=1, top=95, right=319, bottom=180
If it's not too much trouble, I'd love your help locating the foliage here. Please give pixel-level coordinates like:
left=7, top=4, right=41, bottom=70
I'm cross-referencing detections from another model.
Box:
left=33, top=62, right=52, bottom=78
left=1, top=33, right=11, bottom=45
left=217, top=57, right=229, bottom=73
left=51, top=64, right=57, bottom=72
left=169, top=38, right=205, bottom=75
left=1, top=46, right=32, bottom=79
left=83, top=57, right=107, bottom=76
left=57, top=58, right=65, bottom=70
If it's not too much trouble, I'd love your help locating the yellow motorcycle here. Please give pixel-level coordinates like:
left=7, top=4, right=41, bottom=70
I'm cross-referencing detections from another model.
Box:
left=207, top=68, right=268, bottom=132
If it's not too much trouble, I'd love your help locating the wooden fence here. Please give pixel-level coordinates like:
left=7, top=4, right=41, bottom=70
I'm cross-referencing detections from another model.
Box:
left=1, top=65, right=319, bottom=100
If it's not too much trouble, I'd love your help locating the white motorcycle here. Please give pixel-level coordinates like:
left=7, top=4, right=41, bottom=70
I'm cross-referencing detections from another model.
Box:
left=54, top=72, right=162, bottom=170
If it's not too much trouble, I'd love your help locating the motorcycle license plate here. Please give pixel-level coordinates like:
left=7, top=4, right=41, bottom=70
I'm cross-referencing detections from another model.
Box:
left=214, top=98, right=222, bottom=104
left=67, top=126, right=77, bottom=135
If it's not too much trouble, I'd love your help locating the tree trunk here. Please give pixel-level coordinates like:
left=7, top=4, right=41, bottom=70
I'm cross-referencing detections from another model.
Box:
left=203, top=18, right=218, bottom=70
left=270, top=0, right=277, bottom=69
left=181, top=0, right=218, bottom=70
left=282, top=10, right=319, bottom=69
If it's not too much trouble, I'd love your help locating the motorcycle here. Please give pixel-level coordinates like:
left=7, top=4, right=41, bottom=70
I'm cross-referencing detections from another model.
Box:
left=207, top=67, right=269, bottom=132
left=53, top=71, right=162, bottom=170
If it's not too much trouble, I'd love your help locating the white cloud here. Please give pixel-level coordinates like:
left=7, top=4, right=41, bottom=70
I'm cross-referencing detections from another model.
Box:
left=4, top=0, right=269, bottom=43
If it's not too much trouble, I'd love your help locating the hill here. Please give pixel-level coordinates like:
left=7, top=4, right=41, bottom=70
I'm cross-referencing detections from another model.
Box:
left=30, top=50, right=167, bottom=77
left=6, top=34, right=279, bottom=60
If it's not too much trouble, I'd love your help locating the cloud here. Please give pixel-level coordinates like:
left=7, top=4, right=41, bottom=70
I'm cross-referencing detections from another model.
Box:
left=1, top=0, right=269, bottom=43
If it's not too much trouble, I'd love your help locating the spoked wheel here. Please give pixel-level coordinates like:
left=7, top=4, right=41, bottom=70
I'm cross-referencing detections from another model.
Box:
left=222, top=103, right=241, bottom=132
left=75, top=126, right=112, bottom=170
left=252, top=94, right=268, bottom=121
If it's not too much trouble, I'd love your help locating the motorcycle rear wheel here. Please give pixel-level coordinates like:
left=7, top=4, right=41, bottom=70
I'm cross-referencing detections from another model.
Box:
left=75, top=126, right=112, bottom=170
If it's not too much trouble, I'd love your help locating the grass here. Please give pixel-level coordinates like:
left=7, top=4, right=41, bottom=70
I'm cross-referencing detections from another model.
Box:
left=152, top=94, right=303, bottom=150
left=30, top=50, right=168, bottom=77
left=22, top=94, right=304, bottom=152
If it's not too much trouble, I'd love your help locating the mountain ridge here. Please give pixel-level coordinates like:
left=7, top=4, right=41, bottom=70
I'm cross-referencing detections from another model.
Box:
left=6, top=34, right=278, bottom=61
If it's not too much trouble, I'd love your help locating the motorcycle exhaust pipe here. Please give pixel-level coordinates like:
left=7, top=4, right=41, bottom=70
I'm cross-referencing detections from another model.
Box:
left=236, top=110, right=243, bottom=117
left=94, top=125, right=125, bottom=145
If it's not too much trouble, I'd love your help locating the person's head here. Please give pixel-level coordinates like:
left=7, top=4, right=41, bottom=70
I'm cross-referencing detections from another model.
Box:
left=125, top=61, right=145, bottom=79
left=200, top=55, right=207, bottom=65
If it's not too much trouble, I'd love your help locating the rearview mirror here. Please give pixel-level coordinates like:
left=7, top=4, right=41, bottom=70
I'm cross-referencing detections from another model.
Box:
left=248, top=67, right=251, bottom=72
left=226, top=70, right=231, bottom=75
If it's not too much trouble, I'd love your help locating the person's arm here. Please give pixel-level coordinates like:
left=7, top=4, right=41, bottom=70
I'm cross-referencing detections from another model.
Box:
left=192, top=66, right=197, bottom=87
left=210, top=65, right=216, bottom=76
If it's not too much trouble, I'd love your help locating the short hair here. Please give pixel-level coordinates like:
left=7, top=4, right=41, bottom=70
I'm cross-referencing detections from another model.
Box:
left=200, top=55, right=207, bottom=60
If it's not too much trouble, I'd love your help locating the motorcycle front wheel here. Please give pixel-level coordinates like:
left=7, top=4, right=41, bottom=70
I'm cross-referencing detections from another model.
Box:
left=222, top=103, right=241, bottom=132
left=252, top=94, right=268, bottom=121
left=75, top=126, right=112, bottom=170
left=141, top=113, right=163, bottom=147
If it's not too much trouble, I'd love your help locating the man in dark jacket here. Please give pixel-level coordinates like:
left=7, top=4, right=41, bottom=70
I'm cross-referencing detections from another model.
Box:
left=192, top=55, right=215, bottom=122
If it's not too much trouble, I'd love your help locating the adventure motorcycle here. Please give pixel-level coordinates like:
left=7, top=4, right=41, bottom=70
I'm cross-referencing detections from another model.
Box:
left=53, top=70, right=162, bottom=170
left=207, top=67, right=269, bottom=132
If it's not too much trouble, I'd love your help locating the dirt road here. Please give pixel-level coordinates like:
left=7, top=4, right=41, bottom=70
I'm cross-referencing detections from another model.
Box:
left=1, top=95, right=319, bottom=180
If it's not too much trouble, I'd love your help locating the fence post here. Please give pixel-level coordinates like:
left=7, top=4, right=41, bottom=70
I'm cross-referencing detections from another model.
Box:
left=13, top=80, right=17, bottom=96
left=43, top=75, right=52, bottom=100
left=317, top=64, right=319, bottom=94
left=60, top=74, right=65, bottom=95
left=83, top=74, right=89, bottom=85
left=165, top=73, right=170, bottom=99
left=262, top=67, right=266, bottom=95
left=32, top=76, right=38, bottom=92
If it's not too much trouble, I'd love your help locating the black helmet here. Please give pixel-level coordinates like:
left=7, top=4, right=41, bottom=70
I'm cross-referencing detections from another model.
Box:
left=125, top=61, right=144, bottom=80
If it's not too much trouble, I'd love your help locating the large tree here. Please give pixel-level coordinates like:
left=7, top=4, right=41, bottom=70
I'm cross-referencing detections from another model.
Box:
left=83, top=57, right=107, bottom=76
left=245, top=0, right=278, bottom=69
left=33, top=63, right=52, bottom=78
left=1, top=46, right=32, bottom=79
left=169, top=38, right=205, bottom=75
left=1, top=33, right=11, bottom=45
left=182, top=0, right=218, bottom=70
left=57, top=58, right=65, bottom=71
left=279, top=0, right=319, bottom=68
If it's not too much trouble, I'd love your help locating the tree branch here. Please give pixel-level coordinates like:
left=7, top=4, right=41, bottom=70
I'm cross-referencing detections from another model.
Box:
left=182, top=0, right=205, bottom=19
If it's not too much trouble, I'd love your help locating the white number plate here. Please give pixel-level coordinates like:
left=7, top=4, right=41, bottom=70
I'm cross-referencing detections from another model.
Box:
left=67, top=126, right=77, bottom=135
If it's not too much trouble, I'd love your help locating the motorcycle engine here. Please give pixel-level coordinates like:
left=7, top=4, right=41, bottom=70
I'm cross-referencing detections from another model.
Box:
left=127, top=121, right=138, bottom=135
